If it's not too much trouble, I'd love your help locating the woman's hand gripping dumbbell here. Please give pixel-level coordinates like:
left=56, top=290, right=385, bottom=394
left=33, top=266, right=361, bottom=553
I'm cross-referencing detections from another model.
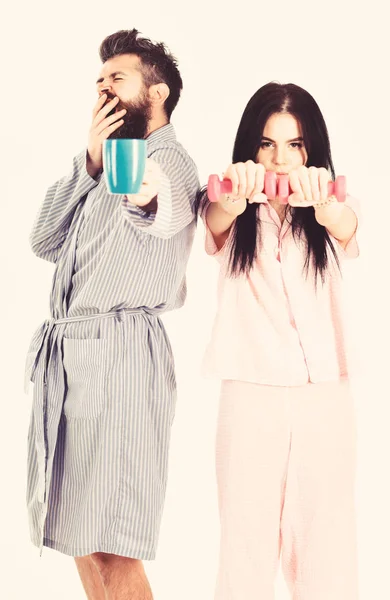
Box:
left=208, top=167, right=347, bottom=206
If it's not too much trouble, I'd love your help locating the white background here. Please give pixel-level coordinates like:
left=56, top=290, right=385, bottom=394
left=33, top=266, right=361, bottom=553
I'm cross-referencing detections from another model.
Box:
left=1, top=0, right=389, bottom=598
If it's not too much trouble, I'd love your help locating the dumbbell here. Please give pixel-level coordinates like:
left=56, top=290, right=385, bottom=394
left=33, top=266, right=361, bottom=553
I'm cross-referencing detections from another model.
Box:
left=207, top=171, right=347, bottom=204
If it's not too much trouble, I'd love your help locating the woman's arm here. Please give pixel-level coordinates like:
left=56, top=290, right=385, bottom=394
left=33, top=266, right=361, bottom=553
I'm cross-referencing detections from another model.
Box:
left=204, top=161, right=267, bottom=250
left=314, top=202, right=358, bottom=249
left=206, top=200, right=240, bottom=250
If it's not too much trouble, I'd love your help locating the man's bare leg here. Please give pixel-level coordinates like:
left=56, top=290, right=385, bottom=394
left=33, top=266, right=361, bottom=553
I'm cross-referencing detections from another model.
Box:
left=75, top=556, right=107, bottom=600
left=91, top=553, right=153, bottom=600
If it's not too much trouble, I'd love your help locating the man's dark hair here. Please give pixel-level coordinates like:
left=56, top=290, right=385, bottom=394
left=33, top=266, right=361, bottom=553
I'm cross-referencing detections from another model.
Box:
left=99, top=29, right=183, bottom=118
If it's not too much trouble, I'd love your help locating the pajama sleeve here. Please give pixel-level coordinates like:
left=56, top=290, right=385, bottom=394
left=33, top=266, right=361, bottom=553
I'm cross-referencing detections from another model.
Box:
left=122, top=146, right=199, bottom=239
left=29, top=150, right=100, bottom=263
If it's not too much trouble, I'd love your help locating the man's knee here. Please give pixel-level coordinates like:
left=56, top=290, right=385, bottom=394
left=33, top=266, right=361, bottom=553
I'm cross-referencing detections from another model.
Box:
left=91, top=552, right=141, bottom=585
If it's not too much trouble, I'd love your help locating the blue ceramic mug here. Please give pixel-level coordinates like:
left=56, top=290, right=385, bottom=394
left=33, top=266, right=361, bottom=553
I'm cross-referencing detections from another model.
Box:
left=103, top=138, right=147, bottom=194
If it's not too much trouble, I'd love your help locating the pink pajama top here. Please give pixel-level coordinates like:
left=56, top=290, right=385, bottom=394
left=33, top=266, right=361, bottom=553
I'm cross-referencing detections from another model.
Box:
left=202, top=197, right=360, bottom=386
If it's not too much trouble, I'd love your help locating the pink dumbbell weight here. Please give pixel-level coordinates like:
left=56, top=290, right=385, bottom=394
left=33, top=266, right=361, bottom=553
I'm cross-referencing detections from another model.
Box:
left=207, top=171, right=347, bottom=204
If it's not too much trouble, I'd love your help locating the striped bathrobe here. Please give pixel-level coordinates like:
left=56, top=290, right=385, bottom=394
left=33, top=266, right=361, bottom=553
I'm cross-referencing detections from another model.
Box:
left=25, top=123, right=199, bottom=559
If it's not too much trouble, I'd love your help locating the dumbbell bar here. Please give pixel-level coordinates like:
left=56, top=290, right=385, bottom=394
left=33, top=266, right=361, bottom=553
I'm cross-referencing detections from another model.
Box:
left=208, top=172, right=347, bottom=204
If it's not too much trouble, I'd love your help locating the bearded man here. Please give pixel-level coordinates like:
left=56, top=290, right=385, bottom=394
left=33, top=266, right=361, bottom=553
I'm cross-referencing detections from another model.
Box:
left=25, top=28, right=199, bottom=600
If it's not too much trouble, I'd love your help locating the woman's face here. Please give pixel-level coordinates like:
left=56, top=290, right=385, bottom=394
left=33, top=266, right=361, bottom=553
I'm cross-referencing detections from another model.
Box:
left=256, top=112, right=308, bottom=174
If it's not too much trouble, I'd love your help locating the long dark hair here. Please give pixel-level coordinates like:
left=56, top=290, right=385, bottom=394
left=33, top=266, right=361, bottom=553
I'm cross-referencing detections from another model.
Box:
left=197, top=82, right=340, bottom=283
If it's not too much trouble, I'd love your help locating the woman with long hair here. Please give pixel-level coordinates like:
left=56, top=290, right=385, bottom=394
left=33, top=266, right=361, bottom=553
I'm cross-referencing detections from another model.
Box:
left=197, top=82, right=360, bottom=599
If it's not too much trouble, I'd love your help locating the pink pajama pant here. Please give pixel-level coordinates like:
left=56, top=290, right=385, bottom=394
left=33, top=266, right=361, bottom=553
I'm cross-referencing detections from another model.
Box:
left=215, top=380, right=358, bottom=600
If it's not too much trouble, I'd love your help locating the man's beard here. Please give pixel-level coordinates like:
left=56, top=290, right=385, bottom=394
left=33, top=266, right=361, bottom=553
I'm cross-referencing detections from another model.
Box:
left=106, top=91, right=152, bottom=140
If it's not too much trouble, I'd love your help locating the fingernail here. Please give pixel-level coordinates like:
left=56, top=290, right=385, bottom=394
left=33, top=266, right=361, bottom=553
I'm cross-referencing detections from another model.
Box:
left=253, top=193, right=266, bottom=203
